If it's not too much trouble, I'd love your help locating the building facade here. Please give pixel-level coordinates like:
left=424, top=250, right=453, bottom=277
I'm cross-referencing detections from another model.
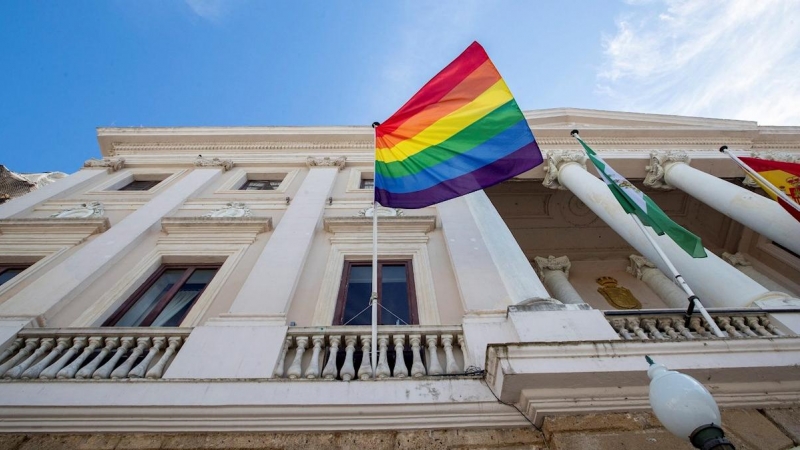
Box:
left=0, top=108, right=798, bottom=449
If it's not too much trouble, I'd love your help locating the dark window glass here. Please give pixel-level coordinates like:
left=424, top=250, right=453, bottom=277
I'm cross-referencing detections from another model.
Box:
left=0, top=266, right=28, bottom=287
left=104, top=265, right=220, bottom=327
left=240, top=180, right=282, bottom=191
left=360, top=178, right=374, bottom=189
left=119, top=180, right=160, bottom=191
left=334, top=260, right=417, bottom=326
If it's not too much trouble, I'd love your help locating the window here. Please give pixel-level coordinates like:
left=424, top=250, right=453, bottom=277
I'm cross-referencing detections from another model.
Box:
left=0, top=265, right=29, bottom=287
left=103, top=265, right=220, bottom=327
left=359, top=178, right=374, bottom=190
left=239, top=179, right=283, bottom=191
left=334, top=260, right=417, bottom=325
left=118, top=180, right=161, bottom=191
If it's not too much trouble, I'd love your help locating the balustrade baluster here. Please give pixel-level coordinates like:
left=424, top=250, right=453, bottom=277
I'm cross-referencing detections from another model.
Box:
left=94, top=337, right=134, bottom=379
left=657, top=318, right=679, bottom=339
left=425, top=336, right=443, bottom=375
left=22, top=337, right=70, bottom=379
left=5, top=338, right=54, bottom=379
left=641, top=319, right=665, bottom=340
left=625, top=318, right=649, bottom=340
left=146, top=337, right=182, bottom=379
left=128, top=337, right=166, bottom=378
left=689, top=317, right=713, bottom=338
left=304, top=335, right=324, bottom=379
left=111, top=337, right=150, bottom=379
left=716, top=317, right=741, bottom=338
left=440, top=334, right=459, bottom=374
left=731, top=317, right=759, bottom=337
left=375, top=336, right=391, bottom=379
left=40, top=337, right=87, bottom=379
left=0, top=338, right=39, bottom=377
left=392, top=335, right=408, bottom=378
left=286, top=336, right=308, bottom=379
left=58, top=337, right=102, bottom=379
left=76, top=337, right=119, bottom=379
left=672, top=320, right=695, bottom=339
left=0, top=338, right=23, bottom=365
left=457, top=335, right=467, bottom=370
left=357, top=335, right=372, bottom=380
left=273, top=336, right=292, bottom=378
left=609, top=319, right=632, bottom=339
left=340, top=335, right=357, bottom=381
left=321, top=335, right=341, bottom=380
left=409, top=335, right=425, bottom=377
left=761, top=317, right=785, bottom=336
left=746, top=316, right=773, bottom=337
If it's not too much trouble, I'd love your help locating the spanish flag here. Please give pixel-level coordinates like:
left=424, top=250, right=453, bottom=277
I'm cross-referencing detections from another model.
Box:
left=739, top=156, right=800, bottom=222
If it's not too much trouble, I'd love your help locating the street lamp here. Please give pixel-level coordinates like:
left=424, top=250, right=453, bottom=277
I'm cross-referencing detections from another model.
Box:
left=646, top=356, right=735, bottom=449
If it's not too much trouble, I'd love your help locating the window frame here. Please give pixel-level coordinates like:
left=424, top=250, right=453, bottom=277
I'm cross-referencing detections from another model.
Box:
left=239, top=179, right=283, bottom=191
left=102, top=264, right=221, bottom=327
left=117, top=179, right=161, bottom=191
left=333, top=259, right=418, bottom=326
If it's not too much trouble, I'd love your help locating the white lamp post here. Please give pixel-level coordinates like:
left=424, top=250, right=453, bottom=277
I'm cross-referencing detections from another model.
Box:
left=646, top=356, right=735, bottom=449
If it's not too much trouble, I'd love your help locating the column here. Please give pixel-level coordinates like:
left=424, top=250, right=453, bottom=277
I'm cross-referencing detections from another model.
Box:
left=533, top=255, right=586, bottom=305
left=165, top=157, right=342, bottom=379
left=644, top=151, right=800, bottom=255
left=722, top=252, right=795, bottom=294
left=547, top=150, right=785, bottom=308
left=0, top=168, right=222, bottom=322
left=627, top=255, right=689, bottom=308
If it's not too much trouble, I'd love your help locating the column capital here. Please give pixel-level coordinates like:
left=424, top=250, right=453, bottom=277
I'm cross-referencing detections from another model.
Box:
left=742, top=151, right=800, bottom=187
left=543, top=150, right=586, bottom=190
left=722, top=251, right=752, bottom=268
left=306, top=156, right=346, bottom=170
left=627, top=254, right=657, bottom=280
left=83, top=158, right=125, bottom=172
left=194, top=155, right=233, bottom=171
left=643, top=151, right=690, bottom=190
left=533, top=255, right=571, bottom=278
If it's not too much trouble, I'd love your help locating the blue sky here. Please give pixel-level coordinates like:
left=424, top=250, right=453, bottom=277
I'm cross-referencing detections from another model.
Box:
left=1, top=1, right=798, bottom=173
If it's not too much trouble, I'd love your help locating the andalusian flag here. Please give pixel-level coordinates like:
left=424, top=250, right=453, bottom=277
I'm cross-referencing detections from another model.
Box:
left=374, top=42, right=543, bottom=209
left=574, top=134, right=707, bottom=258
left=739, top=156, right=800, bottom=222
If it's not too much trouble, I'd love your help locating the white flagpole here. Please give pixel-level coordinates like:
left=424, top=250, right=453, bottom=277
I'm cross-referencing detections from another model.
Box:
left=629, top=215, right=725, bottom=337
left=370, top=122, right=380, bottom=378
left=720, top=146, right=800, bottom=217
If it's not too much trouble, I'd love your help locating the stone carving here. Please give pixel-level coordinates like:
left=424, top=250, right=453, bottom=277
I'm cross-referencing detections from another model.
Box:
left=643, top=151, right=690, bottom=190
left=83, top=158, right=125, bottom=172
left=194, top=155, right=233, bottom=172
left=306, top=156, right=346, bottom=170
left=50, top=201, right=104, bottom=218
left=542, top=150, right=587, bottom=190
left=358, top=206, right=404, bottom=217
left=533, top=255, right=571, bottom=278
left=596, top=276, right=641, bottom=310
left=626, top=254, right=657, bottom=280
left=742, top=151, right=800, bottom=187
left=721, top=252, right=751, bottom=267
left=203, top=202, right=252, bottom=218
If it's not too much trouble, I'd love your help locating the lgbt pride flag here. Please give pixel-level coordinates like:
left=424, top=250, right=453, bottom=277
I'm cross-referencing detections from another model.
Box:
left=374, top=42, right=543, bottom=209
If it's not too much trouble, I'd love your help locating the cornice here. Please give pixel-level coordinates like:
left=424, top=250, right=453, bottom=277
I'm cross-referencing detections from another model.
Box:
left=161, top=216, right=272, bottom=235
left=323, top=216, right=436, bottom=234
left=0, top=218, right=110, bottom=236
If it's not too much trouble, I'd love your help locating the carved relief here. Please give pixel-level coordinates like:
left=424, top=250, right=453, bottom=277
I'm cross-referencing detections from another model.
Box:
left=643, top=151, right=690, bottom=190
left=202, top=202, right=252, bottom=218
left=194, top=155, right=234, bottom=172
left=542, top=151, right=587, bottom=190
left=358, top=206, right=404, bottom=218
left=50, top=201, right=105, bottom=218
left=559, top=195, right=598, bottom=226
left=626, top=254, right=657, bottom=280
left=596, top=276, right=641, bottom=309
left=83, top=158, right=125, bottom=172
left=722, top=251, right=751, bottom=268
left=306, top=156, right=346, bottom=170
left=533, top=255, right=571, bottom=278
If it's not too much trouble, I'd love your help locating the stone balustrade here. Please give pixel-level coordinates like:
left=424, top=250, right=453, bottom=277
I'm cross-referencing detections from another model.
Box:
left=605, top=311, right=789, bottom=340
left=275, top=326, right=466, bottom=380
left=0, top=328, right=189, bottom=380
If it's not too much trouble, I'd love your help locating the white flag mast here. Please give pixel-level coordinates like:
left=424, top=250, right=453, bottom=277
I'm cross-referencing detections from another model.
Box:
left=370, top=122, right=380, bottom=378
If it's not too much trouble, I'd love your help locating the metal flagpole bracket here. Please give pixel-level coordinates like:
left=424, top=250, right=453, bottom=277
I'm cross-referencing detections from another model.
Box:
left=684, top=295, right=698, bottom=327
left=570, top=129, right=580, bottom=138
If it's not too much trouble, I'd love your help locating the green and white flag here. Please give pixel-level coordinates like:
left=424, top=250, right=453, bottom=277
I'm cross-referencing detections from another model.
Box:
left=575, top=136, right=707, bottom=258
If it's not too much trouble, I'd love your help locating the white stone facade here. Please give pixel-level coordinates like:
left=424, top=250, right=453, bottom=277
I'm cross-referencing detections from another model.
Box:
left=0, top=108, right=798, bottom=433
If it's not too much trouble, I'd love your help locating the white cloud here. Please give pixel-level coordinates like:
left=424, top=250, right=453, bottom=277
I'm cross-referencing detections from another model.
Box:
left=184, top=0, right=227, bottom=22
left=598, top=0, right=800, bottom=125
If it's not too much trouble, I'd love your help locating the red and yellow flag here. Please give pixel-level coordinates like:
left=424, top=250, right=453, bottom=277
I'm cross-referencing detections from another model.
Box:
left=740, top=156, right=800, bottom=221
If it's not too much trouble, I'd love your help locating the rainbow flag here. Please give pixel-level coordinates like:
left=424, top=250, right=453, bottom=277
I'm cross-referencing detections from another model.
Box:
left=374, top=42, right=543, bottom=209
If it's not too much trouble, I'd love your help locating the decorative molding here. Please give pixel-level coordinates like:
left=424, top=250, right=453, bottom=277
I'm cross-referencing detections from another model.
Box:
left=323, top=216, right=435, bottom=235
left=542, top=151, right=586, bottom=190
left=194, top=155, right=234, bottom=172
left=112, top=141, right=372, bottom=155
left=533, top=255, right=571, bottom=278
left=50, top=201, right=104, bottom=218
left=0, top=218, right=110, bottom=243
left=202, top=202, right=253, bottom=218
left=83, top=158, right=125, bottom=172
left=643, top=151, right=690, bottom=190
left=722, top=251, right=752, bottom=268
left=626, top=254, right=657, bottom=280
left=306, top=156, right=346, bottom=170
left=358, top=206, right=403, bottom=217
left=536, top=137, right=756, bottom=147
left=160, top=216, right=272, bottom=245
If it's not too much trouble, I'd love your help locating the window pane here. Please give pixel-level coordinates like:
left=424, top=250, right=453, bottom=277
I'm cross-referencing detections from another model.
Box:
left=360, top=179, right=374, bottom=189
left=150, top=269, right=218, bottom=327
left=115, top=269, right=185, bottom=327
left=0, top=269, right=24, bottom=286
left=342, top=265, right=372, bottom=325
left=381, top=264, right=410, bottom=325
left=119, top=180, right=159, bottom=191
left=241, top=180, right=281, bottom=191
